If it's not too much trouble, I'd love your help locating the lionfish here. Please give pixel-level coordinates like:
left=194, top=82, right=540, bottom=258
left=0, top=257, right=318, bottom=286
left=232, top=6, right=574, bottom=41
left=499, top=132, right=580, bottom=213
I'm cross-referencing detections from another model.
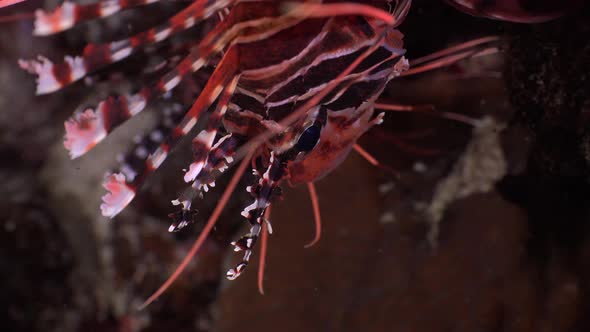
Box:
left=3, top=0, right=498, bottom=307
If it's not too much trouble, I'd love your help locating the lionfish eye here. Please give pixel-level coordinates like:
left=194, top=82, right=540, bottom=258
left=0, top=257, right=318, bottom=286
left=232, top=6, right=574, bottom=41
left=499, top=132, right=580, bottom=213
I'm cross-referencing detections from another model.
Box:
left=296, top=125, right=321, bottom=152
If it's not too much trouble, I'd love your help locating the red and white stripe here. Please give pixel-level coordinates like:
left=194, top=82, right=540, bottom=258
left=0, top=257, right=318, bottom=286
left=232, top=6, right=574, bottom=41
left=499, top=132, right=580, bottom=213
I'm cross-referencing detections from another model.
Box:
left=100, top=61, right=238, bottom=218
left=63, top=93, right=147, bottom=159
left=101, top=173, right=136, bottom=218
left=184, top=76, right=238, bottom=182
left=61, top=38, right=224, bottom=159
left=52, top=0, right=412, bottom=228
left=64, top=108, right=108, bottom=159
left=18, top=55, right=85, bottom=95
left=25, top=0, right=235, bottom=94
left=170, top=133, right=240, bottom=232
left=34, top=0, right=161, bottom=36
left=227, top=152, right=284, bottom=280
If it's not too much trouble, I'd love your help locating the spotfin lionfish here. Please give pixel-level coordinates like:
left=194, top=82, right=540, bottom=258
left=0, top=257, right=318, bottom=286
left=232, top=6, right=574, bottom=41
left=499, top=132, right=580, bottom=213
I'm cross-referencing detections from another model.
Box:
left=2, top=0, right=500, bottom=307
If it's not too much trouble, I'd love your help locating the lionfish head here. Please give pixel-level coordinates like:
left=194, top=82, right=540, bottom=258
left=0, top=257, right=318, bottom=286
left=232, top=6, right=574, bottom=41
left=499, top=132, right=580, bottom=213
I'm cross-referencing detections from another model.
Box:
left=285, top=103, right=384, bottom=185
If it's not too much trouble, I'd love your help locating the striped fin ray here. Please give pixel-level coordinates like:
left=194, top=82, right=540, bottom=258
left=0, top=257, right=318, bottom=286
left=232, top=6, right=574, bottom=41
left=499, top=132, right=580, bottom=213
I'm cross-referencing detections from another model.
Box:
left=62, top=2, right=287, bottom=159
left=79, top=1, right=388, bottom=217
left=169, top=133, right=242, bottom=232
left=34, top=0, right=161, bottom=36
left=227, top=151, right=286, bottom=280
left=62, top=33, right=226, bottom=160
left=137, top=148, right=255, bottom=310
left=114, top=101, right=188, bottom=182
left=101, top=101, right=188, bottom=218
left=183, top=75, right=239, bottom=183
left=168, top=76, right=241, bottom=233
left=35, top=0, right=306, bottom=158
left=99, top=101, right=187, bottom=219
left=64, top=92, right=148, bottom=159
left=192, top=133, right=241, bottom=191
left=62, top=69, right=189, bottom=160
left=101, top=49, right=239, bottom=218
left=21, top=0, right=234, bottom=95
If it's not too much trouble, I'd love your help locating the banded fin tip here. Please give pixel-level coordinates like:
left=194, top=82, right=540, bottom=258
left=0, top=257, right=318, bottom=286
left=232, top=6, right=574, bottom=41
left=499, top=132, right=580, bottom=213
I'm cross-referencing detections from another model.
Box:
left=64, top=109, right=107, bottom=159
left=19, top=55, right=85, bottom=94
left=183, top=162, right=204, bottom=183
left=100, top=173, right=135, bottom=218
left=33, top=2, right=76, bottom=36
left=226, top=262, right=247, bottom=280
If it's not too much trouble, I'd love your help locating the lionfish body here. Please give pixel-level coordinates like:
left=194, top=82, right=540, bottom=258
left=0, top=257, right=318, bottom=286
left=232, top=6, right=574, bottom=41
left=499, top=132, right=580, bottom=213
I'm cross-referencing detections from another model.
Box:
left=19, top=0, right=409, bottom=282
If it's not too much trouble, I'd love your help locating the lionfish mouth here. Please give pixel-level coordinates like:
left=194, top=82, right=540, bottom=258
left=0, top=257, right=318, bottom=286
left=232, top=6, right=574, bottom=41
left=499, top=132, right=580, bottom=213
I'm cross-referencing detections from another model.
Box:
left=14, top=0, right=499, bottom=308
